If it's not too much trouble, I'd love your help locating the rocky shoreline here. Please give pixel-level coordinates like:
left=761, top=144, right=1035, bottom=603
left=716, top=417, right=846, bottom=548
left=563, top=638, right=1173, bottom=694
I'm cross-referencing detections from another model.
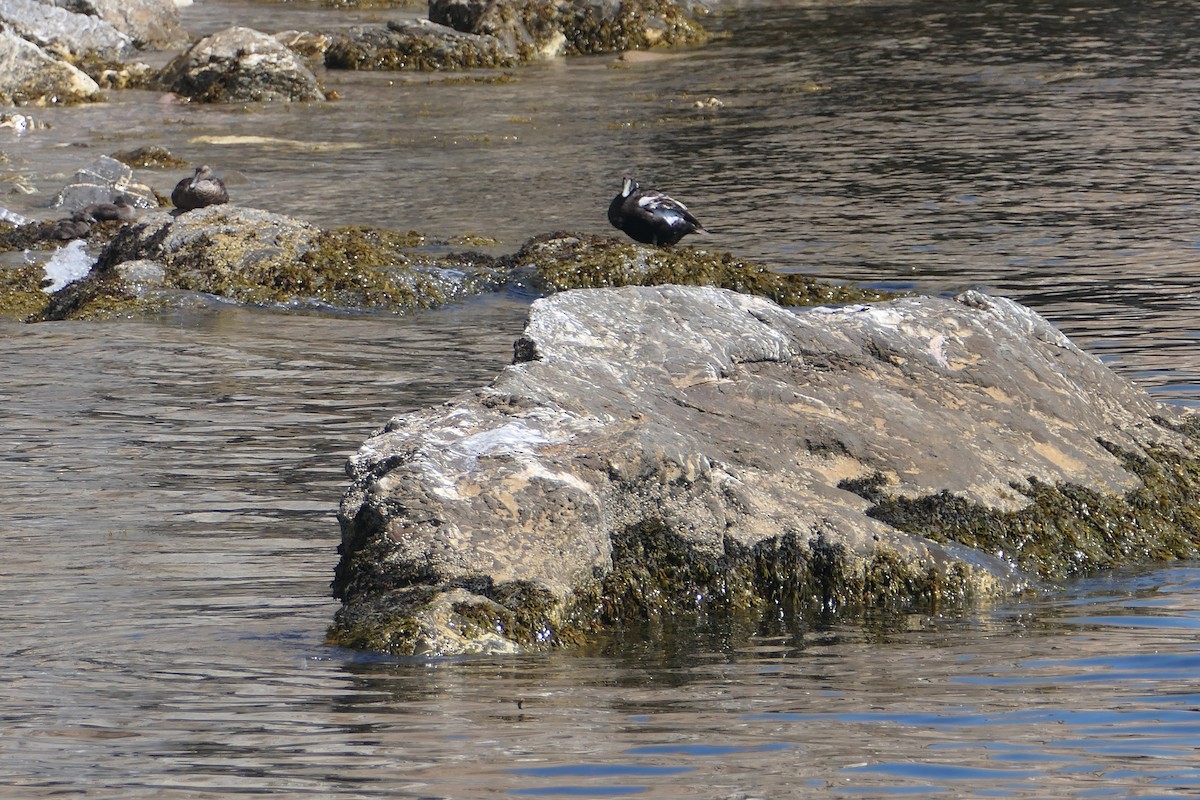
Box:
left=0, top=0, right=713, bottom=105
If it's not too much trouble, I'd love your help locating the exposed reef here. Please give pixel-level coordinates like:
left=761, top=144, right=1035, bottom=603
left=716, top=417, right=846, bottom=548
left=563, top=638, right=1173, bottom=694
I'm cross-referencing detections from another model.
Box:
left=502, top=232, right=891, bottom=306
left=2, top=204, right=885, bottom=321
left=329, top=286, right=1200, bottom=656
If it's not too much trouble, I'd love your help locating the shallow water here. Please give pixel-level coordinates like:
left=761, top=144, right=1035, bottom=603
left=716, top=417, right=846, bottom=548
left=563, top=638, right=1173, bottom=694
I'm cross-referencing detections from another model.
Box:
left=4, top=0, right=1200, bottom=796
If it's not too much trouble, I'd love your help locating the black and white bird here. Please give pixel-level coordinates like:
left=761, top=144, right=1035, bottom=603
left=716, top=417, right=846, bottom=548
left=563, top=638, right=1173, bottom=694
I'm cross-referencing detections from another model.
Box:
left=171, top=165, right=229, bottom=212
left=607, top=176, right=707, bottom=246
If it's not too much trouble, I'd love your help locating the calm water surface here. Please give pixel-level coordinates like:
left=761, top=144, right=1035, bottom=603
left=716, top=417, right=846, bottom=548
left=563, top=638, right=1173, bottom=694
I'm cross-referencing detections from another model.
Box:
left=4, top=0, right=1200, bottom=796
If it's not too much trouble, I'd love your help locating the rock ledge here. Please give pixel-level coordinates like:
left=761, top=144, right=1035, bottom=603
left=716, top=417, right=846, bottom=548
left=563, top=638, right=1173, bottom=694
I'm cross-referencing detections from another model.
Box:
left=331, top=286, right=1200, bottom=655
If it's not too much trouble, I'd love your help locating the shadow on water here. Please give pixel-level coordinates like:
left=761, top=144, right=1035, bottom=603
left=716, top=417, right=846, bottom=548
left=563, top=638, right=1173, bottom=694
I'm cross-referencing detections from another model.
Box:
left=4, top=0, right=1200, bottom=797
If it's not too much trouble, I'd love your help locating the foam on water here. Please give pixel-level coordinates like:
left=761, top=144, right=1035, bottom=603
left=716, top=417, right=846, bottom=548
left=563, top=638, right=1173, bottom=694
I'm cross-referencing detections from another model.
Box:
left=41, top=239, right=95, bottom=293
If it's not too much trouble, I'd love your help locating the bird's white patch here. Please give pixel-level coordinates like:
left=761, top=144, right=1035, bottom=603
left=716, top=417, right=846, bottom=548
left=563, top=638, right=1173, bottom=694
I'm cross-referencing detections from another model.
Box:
left=639, top=193, right=689, bottom=213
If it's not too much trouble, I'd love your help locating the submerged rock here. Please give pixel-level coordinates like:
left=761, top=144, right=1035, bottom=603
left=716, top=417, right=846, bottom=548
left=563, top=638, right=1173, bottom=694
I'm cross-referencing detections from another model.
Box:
left=110, top=145, right=189, bottom=169
left=330, top=286, right=1200, bottom=656
left=159, top=26, right=326, bottom=102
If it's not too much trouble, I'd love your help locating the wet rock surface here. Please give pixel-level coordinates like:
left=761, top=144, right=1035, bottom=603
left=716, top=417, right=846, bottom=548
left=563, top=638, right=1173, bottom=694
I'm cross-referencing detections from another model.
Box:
left=429, top=0, right=710, bottom=60
left=502, top=232, right=891, bottom=306
left=330, top=286, right=1200, bottom=656
left=159, top=26, right=326, bottom=102
left=34, top=207, right=499, bottom=320
left=325, top=19, right=520, bottom=71
left=6, top=207, right=885, bottom=321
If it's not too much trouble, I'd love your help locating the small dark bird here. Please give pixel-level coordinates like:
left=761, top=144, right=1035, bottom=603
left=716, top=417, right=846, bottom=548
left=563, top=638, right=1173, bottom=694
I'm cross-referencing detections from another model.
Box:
left=45, top=210, right=95, bottom=241
left=171, top=165, right=229, bottom=212
left=83, top=195, right=137, bottom=223
left=608, top=175, right=707, bottom=246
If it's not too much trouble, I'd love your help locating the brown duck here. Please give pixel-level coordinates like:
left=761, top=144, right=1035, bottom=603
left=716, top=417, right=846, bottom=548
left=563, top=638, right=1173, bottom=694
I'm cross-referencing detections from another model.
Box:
left=83, top=195, right=137, bottom=223
left=171, top=165, right=229, bottom=212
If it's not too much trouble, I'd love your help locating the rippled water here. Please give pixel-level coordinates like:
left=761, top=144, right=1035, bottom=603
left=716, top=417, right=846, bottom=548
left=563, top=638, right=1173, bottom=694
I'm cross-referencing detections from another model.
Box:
left=5, top=0, right=1200, bottom=796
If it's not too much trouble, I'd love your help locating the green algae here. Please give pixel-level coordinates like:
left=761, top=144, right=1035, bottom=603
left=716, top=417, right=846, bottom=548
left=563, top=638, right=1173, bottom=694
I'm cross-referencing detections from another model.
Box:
left=0, top=221, right=54, bottom=252
left=505, top=233, right=896, bottom=306
left=1, top=81, right=95, bottom=107
left=325, top=26, right=519, bottom=71
left=157, top=223, right=442, bottom=309
left=42, top=279, right=167, bottom=321
left=326, top=614, right=423, bottom=654
left=453, top=582, right=586, bottom=648
left=839, top=438, right=1200, bottom=583
left=559, top=0, right=710, bottom=55
left=69, top=54, right=157, bottom=91
left=328, top=519, right=986, bottom=656
left=573, top=521, right=975, bottom=635
left=328, top=0, right=708, bottom=72
left=327, top=516, right=989, bottom=656
left=0, top=264, right=49, bottom=320
left=474, top=0, right=709, bottom=62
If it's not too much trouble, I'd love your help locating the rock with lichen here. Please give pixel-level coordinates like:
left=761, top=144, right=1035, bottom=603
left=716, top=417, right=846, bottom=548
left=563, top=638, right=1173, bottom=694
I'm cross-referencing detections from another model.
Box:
left=330, top=286, right=1200, bottom=656
left=325, top=19, right=519, bottom=71
left=159, top=26, right=326, bottom=102
left=502, top=232, right=891, bottom=305
left=0, top=24, right=101, bottom=105
left=429, top=0, right=710, bottom=60
left=36, top=206, right=499, bottom=320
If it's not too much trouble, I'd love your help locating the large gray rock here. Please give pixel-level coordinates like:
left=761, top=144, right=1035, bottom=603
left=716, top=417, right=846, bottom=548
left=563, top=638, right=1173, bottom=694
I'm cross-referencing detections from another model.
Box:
left=49, top=0, right=188, bottom=49
left=159, top=26, right=325, bottom=102
left=0, top=0, right=132, bottom=60
left=0, top=24, right=100, bottom=105
left=331, top=286, right=1200, bottom=655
